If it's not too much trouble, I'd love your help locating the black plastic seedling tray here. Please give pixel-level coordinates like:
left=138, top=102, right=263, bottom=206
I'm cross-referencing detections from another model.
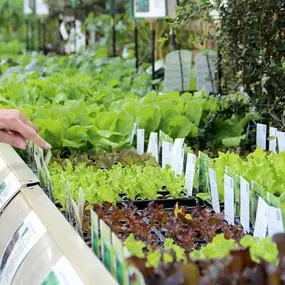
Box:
left=117, top=197, right=197, bottom=211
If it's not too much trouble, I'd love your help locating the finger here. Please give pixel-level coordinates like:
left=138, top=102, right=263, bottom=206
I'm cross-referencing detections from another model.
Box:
left=0, top=130, right=27, bottom=149
left=19, top=113, right=39, bottom=133
left=8, top=120, right=51, bottom=150
left=0, top=109, right=39, bottom=133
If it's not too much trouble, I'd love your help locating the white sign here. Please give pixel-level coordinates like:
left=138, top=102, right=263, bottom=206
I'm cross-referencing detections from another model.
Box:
left=268, top=207, right=284, bottom=237
left=224, top=174, right=235, bottom=225
left=162, top=141, right=172, bottom=168
left=164, top=50, right=192, bottom=92
left=208, top=168, right=220, bottom=213
left=137, top=129, right=145, bottom=155
left=240, top=177, right=250, bottom=233
left=0, top=211, right=47, bottom=285
left=253, top=197, right=269, bottom=238
left=269, top=127, right=278, bottom=153
left=277, top=131, right=285, bottom=152
left=41, top=256, right=84, bottom=285
left=195, top=50, right=217, bottom=94
left=134, top=0, right=167, bottom=19
left=0, top=173, right=22, bottom=212
left=172, top=148, right=184, bottom=176
left=256, top=123, right=267, bottom=150
left=147, top=132, right=159, bottom=162
left=36, top=0, right=49, bottom=15
left=130, top=123, right=137, bottom=145
left=185, top=153, right=196, bottom=196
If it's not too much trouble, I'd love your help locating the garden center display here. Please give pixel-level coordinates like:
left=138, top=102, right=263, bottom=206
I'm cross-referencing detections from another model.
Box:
left=0, top=0, right=285, bottom=284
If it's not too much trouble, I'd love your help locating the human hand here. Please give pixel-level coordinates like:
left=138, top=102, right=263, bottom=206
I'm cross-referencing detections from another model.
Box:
left=0, top=109, right=51, bottom=150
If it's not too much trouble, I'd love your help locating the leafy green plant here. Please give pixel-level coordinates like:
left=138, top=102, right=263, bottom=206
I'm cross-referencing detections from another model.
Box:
left=50, top=162, right=186, bottom=205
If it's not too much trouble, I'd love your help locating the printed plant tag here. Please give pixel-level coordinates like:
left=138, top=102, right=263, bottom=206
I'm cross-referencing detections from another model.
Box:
left=208, top=168, right=220, bottom=213
left=240, top=177, right=250, bottom=233
left=224, top=174, right=235, bottom=225
left=185, top=153, right=196, bottom=196
left=136, top=129, right=145, bottom=155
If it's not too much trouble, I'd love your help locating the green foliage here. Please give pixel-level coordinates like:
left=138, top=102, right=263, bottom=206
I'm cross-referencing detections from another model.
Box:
left=172, top=0, right=285, bottom=130
left=0, top=54, right=255, bottom=151
left=211, top=148, right=285, bottom=200
left=50, top=162, right=186, bottom=205
left=124, top=233, right=279, bottom=268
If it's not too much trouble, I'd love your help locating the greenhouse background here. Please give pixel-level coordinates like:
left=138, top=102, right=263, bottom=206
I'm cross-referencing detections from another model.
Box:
left=0, top=0, right=285, bottom=284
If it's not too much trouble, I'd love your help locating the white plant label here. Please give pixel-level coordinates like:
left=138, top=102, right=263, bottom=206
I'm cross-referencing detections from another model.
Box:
left=172, top=148, right=184, bottom=176
left=256, top=123, right=267, bottom=150
left=185, top=153, right=196, bottom=196
left=147, top=132, right=159, bottom=162
left=0, top=211, right=46, bottom=285
left=40, top=256, right=84, bottom=285
left=0, top=173, right=22, bottom=212
left=172, top=138, right=185, bottom=151
left=136, top=129, right=145, bottom=155
left=130, top=123, right=137, bottom=145
left=277, top=131, right=285, bottom=153
left=0, top=158, right=6, bottom=173
left=269, top=127, right=278, bottom=153
left=162, top=141, right=172, bottom=168
left=224, top=174, right=235, bottom=225
left=253, top=196, right=269, bottom=238
left=240, top=177, right=250, bottom=233
left=268, top=206, right=284, bottom=237
left=208, top=168, right=220, bottom=213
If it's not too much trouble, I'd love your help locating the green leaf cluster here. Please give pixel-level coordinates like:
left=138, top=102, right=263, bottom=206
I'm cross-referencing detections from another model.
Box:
left=211, top=147, right=285, bottom=200
left=50, top=162, right=185, bottom=205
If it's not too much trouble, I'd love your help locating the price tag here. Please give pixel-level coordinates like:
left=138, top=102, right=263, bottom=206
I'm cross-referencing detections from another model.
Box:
left=268, top=206, right=284, bottom=237
left=0, top=211, right=47, bottom=285
left=91, top=210, right=99, bottom=257
left=172, top=138, right=185, bottom=151
left=130, top=123, right=137, bottom=145
left=172, top=148, right=184, bottom=176
left=100, top=220, right=113, bottom=274
left=0, top=173, right=22, bottom=212
left=256, top=123, right=267, bottom=150
left=240, top=177, right=250, bottom=233
left=208, top=168, right=220, bottom=213
left=162, top=141, right=172, bottom=168
left=277, top=131, right=285, bottom=152
left=0, top=158, right=7, bottom=173
left=78, top=187, right=85, bottom=233
left=112, top=233, right=128, bottom=285
left=269, top=127, right=278, bottom=153
left=147, top=132, right=158, bottom=162
left=136, top=129, right=145, bottom=155
left=70, top=196, right=83, bottom=238
left=41, top=256, right=83, bottom=285
left=224, top=174, right=235, bottom=225
left=253, top=196, right=269, bottom=238
left=185, top=153, right=196, bottom=196
left=159, top=130, right=173, bottom=148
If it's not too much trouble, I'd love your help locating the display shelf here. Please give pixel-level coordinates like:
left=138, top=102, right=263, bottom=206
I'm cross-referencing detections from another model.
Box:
left=0, top=144, right=118, bottom=285
left=0, top=143, right=39, bottom=187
